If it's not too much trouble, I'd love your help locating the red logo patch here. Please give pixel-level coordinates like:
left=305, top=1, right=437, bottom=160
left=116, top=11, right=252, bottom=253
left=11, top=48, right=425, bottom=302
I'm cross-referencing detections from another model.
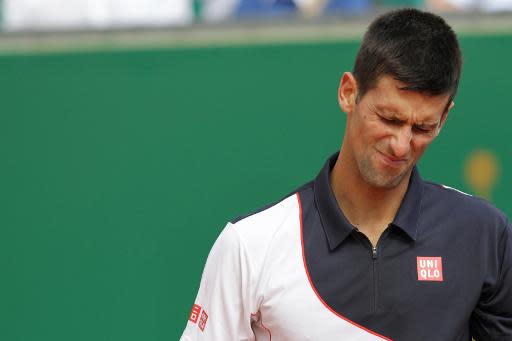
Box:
left=199, top=310, right=208, bottom=331
left=417, top=256, right=443, bottom=281
left=189, top=304, right=201, bottom=324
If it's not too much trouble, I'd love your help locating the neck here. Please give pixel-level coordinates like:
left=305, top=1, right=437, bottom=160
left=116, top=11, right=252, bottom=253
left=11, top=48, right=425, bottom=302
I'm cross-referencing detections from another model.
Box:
left=330, top=148, right=411, bottom=245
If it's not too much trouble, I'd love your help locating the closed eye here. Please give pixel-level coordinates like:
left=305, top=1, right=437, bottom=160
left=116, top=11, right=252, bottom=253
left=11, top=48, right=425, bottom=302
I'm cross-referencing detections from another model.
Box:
left=379, top=115, right=402, bottom=126
left=413, top=124, right=437, bottom=134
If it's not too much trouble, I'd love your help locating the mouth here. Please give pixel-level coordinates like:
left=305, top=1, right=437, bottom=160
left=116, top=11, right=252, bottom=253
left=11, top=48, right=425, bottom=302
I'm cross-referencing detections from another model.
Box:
left=376, top=150, right=408, bottom=169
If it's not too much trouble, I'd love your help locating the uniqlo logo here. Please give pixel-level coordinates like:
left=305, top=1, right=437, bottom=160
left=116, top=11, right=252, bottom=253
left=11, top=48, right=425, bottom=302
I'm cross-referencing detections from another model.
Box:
left=198, top=310, right=208, bottom=331
left=417, top=256, right=443, bottom=281
left=188, top=304, right=201, bottom=324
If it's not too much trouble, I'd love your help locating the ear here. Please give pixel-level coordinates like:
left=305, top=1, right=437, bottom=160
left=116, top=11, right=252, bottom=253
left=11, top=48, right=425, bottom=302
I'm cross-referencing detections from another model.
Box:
left=338, top=72, right=358, bottom=114
left=440, top=101, right=454, bottom=129
left=435, top=100, right=454, bottom=136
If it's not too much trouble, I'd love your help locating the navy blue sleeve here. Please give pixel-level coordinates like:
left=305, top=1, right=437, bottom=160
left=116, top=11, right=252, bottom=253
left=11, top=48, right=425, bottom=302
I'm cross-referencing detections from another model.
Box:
left=471, top=219, right=512, bottom=341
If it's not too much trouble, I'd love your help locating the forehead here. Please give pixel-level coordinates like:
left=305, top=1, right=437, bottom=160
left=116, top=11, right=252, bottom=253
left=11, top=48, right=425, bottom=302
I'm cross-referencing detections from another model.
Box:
left=363, top=75, right=450, bottom=120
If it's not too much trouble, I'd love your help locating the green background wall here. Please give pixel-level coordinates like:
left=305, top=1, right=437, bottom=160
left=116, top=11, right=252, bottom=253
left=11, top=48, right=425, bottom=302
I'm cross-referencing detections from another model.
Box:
left=1, top=34, right=510, bottom=341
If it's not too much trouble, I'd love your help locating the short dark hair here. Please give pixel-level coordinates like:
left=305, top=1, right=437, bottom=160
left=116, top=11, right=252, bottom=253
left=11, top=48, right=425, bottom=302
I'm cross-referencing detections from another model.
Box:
left=353, top=8, right=462, bottom=103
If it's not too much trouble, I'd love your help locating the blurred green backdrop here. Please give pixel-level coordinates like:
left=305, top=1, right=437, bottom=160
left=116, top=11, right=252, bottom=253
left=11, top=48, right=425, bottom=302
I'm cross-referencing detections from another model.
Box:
left=1, top=34, right=510, bottom=341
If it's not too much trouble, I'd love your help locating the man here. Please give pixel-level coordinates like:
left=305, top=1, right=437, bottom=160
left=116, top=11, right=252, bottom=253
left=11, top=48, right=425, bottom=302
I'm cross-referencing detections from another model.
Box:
left=180, top=8, right=512, bottom=340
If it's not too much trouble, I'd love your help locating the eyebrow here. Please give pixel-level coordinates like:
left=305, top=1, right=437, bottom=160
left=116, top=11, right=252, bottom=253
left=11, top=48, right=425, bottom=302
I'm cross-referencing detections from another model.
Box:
left=415, top=122, right=439, bottom=130
left=373, top=105, right=440, bottom=127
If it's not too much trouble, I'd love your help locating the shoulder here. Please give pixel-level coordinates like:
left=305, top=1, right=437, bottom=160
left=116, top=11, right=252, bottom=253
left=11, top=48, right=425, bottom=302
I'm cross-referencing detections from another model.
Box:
left=225, top=181, right=312, bottom=257
left=230, top=181, right=312, bottom=228
left=422, top=180, right=509, bottom=235
left=229, top=188, right=303, bottom=244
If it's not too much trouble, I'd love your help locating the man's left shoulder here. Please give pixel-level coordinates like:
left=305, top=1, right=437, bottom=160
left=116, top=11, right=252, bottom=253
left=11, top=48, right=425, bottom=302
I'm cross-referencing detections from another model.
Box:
left=422, top=180, right=510, bottom=232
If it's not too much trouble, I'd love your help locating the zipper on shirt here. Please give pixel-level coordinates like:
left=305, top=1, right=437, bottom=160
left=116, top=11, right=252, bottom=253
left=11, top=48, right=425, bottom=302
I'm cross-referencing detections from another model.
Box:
left=354, top=226, right=389, bottom=313
left=371, top=243, right=378, bottom=312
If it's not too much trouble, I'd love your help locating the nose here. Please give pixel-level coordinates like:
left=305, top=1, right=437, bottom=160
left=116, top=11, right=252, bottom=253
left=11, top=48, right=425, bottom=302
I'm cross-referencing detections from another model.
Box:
left=390, top=126, right=412, bottom=159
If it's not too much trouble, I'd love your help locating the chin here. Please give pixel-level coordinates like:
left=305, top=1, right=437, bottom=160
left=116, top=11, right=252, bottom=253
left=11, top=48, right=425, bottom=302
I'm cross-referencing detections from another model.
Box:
left=357, top=155, right=412, bottom=189
left=361, top=166, right=410, bottom=189
left=374, top=175, right=406, bottom=189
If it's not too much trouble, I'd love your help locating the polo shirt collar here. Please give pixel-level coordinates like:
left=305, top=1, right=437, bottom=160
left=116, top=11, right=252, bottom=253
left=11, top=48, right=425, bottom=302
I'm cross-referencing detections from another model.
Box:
left=313, top=152, right=424, bottom=251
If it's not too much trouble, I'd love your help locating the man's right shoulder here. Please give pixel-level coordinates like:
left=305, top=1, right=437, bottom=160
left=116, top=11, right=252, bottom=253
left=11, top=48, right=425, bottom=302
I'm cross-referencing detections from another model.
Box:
left=226, top=181, right=313, bottom=250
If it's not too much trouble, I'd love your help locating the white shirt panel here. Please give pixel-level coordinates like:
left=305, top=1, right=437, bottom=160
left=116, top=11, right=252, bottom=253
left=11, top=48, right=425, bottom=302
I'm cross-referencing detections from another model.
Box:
left=180, top=193, right=389, bottom=340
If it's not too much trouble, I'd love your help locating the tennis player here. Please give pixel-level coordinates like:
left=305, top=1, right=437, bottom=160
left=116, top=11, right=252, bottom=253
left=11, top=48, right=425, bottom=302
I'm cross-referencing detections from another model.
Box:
left=180, top=8, right=512, bottom=340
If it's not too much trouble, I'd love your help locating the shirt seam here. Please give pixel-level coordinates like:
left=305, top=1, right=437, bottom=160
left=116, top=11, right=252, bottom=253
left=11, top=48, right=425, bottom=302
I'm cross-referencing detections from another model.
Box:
left=228, top=222, right=256, bottom=316
left=496, top=218, right=511, bottom=289
left=255, top=195, right=300, bottom=302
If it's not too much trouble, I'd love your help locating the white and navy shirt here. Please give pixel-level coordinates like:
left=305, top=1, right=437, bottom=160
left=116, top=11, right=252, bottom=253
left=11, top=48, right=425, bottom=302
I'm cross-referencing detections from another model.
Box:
left=180, top=152, right=512, bottom=341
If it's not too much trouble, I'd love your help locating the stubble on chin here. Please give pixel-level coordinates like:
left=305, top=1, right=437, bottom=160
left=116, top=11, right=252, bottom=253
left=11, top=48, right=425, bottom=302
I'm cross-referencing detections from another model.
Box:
left=357, top=154, right=410, bottom=189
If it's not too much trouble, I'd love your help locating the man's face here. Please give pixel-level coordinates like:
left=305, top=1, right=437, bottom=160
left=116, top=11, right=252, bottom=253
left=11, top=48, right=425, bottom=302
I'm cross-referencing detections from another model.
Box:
left=339, top=74, right=453, bottom=189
